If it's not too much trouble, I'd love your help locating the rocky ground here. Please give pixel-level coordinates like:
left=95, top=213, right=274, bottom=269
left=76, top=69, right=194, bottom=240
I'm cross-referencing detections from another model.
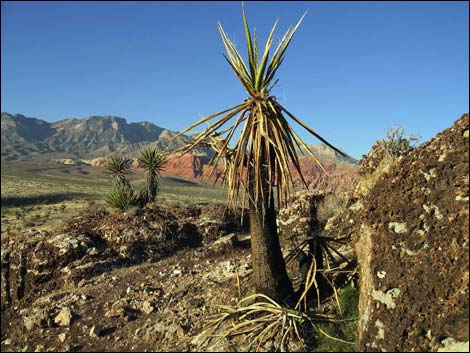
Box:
left=0, top=203, right=256, bottom=352
left=1, top=191, right=356, bottom=353
left=1, top=234, right=254, bottom=352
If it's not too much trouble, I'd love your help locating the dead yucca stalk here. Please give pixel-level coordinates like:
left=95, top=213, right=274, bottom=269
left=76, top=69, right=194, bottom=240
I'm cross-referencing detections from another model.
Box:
left=285, top=234, right=356, bottom=314
left=193, top=293, right=354, bottom=352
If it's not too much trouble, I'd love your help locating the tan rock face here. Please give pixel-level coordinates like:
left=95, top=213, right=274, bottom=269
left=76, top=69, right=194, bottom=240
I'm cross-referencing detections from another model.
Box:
left=355, top=114, right=469, bottom=352
left=355, top=225, right=374, bottom=346
left=54, top=306, right=73, bottom=326
left=54, top=159, right=76, bottom=165
left=80, top=157, right=107, bottom=166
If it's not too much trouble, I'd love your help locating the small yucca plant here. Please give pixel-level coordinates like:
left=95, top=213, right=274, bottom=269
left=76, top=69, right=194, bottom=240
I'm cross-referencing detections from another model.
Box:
left=138, top=147, right=167, bottom=203
left=104, top=185, right=139, bottom=210
left=104, top=155, right=132, bottom=188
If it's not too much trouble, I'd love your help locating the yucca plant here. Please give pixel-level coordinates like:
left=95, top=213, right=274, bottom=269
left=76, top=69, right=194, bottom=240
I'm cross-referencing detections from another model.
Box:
left=104, top=155, right=132, bottom=188
left=138, top=147, right=167, bottom=203
left=173, top=5, right=348, bottom=302
left=104, top=184, right=139, bottom=210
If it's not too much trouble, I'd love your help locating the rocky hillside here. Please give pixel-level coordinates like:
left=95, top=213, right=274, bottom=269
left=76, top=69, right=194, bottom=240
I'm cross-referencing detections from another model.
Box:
left=0, top=204, right=254, bottom=352
left=0, top=196, right=356, bottom=352
left=1, top=113, right=189, bottom=161
left=323, top=113, right=469, bottom=352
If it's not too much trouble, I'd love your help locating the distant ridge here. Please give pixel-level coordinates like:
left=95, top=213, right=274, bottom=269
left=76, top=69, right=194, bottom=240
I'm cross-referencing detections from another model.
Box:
left=1, top=112, right=189, bottom=161
left=1, top=112, right=358, bottom=171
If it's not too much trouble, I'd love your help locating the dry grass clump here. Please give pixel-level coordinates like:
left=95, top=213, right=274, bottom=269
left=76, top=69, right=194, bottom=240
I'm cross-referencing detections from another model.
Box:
left=316, top=194, right=346, bottom=223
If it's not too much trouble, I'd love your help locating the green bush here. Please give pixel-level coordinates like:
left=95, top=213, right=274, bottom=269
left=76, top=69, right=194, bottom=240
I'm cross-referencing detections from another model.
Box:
left=104, top=185, right=139, bottom=210
left=308, top=285, right=359, bottom=352
left=339, top=285, right=359, bottom=319
left=104, top=155, right=132, bottom=188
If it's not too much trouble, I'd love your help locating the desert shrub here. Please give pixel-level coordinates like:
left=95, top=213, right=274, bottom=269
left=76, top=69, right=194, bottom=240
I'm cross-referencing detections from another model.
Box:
left=382, top=125, right=420, bottom=158
left=316, top=194, right=344, bottom=223
left=338, top=285, right=359, bottom=319
left=361, top=125, right=420, bottom=174
left=104, top=185, right=139, bottom=210
left=14, top=210, right=24, bottom=220
left=24, top=219, right=35, bottom=227
left=357, top=126, right=420, bottom=196
left=103, top=154, right=142, bottom=210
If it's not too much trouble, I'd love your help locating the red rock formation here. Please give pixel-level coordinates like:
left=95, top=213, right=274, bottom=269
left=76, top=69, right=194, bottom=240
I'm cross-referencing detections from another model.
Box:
left=161, top=152, right=359, bottom=194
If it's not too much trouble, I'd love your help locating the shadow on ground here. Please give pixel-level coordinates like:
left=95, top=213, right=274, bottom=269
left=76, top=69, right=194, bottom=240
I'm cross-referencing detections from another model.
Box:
left=1, top=192, right=88, bottom=207
left=163, top=176, right=200, bottom=186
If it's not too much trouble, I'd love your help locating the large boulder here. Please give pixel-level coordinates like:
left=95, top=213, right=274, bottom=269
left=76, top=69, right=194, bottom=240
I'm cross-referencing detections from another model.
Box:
left=355, top=114, right=469, bottom=351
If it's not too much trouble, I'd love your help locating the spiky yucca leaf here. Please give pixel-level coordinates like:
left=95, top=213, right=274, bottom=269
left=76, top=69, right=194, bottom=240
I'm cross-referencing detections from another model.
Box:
left=138, top=147, right=167, bottom=203
left=173, top=7, right=350, bottom=214
left=104, top=155, right=132, bottom=188
left=104, top=185, right=139, bottom=210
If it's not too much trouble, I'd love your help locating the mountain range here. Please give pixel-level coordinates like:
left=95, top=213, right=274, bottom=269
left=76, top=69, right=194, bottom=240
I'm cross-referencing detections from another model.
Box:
left=1, top=112, right=357, bottom=167
left=1, top=112, right=190, bottom=161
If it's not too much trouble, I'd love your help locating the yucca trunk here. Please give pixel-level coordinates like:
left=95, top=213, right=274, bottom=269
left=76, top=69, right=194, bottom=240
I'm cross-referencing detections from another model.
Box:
left=147, top=172, right=157, bottom=203
left=116, top=175, right=130, bottom=189
left=248, top=146, right=294, bottom=304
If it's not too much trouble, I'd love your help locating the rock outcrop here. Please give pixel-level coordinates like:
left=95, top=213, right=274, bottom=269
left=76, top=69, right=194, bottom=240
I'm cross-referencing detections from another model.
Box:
left=162, top=154, right=215, bottom=180
left=353, top=114, right=469, bottom=351
left=54, top=158, right=77, bottom=165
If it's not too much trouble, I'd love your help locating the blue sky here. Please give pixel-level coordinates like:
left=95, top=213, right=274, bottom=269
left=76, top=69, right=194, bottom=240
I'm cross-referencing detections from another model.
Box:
left=1, top=1, right=468, bottom=159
